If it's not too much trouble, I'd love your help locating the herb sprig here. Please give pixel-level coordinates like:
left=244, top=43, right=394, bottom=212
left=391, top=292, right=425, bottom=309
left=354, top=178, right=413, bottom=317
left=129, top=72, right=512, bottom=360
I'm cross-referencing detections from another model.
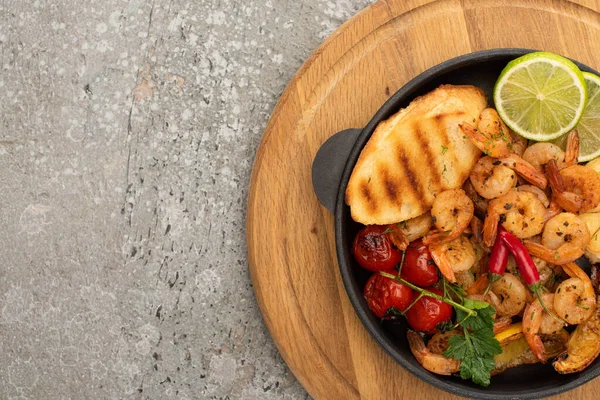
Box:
left=379, top=272, right=501, bottom=387
left=443, top=298, right=501, bottom=386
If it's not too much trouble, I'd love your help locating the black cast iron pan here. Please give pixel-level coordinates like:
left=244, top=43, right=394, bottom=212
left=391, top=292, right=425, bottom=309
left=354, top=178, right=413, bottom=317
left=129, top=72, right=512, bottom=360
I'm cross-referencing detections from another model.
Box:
left=312, top=48, right=600, bottom=399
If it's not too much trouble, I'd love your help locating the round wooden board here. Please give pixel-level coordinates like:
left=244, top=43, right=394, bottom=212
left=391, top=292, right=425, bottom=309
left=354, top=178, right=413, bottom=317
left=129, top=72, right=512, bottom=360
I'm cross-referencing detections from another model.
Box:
left=247, top=0, right=600, bottom=398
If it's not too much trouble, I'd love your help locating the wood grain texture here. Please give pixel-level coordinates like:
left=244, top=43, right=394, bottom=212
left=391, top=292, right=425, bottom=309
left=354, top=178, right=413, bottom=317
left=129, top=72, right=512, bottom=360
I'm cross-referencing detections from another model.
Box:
left=247, top=0, right=600, bottom=398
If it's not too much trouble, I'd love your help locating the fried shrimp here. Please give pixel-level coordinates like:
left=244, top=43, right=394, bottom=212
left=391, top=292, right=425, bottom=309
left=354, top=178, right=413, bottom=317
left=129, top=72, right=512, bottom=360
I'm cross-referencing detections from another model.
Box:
left=429, top=235, right=476, bottom=283
left=427, top=330, right=461, bottom=354
left=553, top=262, right=596, bottom=325
left=518, top=185, right=550, bottom=208
left=539, top=295, right=565, bottom=335
left=521, top=130, right=578, bottom=172
left=522, top=143, right=565, bottom=172
left=461, top=107, right=547, bottom=189
left=469, top=156, right=517, bottom=199
left=423, top=189, right=474, bottom=245
left=525, top=213, right=591, bottom=265
left=483, top=189, right=547, bottom=247
left=387, top=212, right=433, bottom=250
left=485, top=273, right=527, bottom=318
left=497, top=153, right=548, bottom=189
left=523, top=293, right=565, bottom=362
left=407, top=330, right=460, bottom=375
left=460, top=108, right=512, bottom=157
left=547, top=162, right=600, bottom=213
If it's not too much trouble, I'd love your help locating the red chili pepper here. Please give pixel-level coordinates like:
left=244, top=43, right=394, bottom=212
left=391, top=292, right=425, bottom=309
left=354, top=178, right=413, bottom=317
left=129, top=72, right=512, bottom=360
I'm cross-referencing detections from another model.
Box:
left=499, top=230, right=538, bottom=285
left=499, top=230, right=562, bottom=323
left=483, top=228, right=509, bottom=295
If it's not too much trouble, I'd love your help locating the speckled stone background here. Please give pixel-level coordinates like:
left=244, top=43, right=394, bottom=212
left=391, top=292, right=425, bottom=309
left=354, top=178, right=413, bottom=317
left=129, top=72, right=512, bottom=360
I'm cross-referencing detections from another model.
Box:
left=0, top=0, right=374, bottom=398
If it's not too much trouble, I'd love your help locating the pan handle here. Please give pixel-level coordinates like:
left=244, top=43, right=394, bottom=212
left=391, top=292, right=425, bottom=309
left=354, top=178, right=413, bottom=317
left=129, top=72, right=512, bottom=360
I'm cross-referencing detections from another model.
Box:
left=311, top=128, right=361, bottom=213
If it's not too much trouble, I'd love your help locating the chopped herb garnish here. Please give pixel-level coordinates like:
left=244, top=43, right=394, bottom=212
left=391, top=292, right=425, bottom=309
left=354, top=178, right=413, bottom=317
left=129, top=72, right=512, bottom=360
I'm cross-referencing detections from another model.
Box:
left=441, top=145, right=449, bottom=155
left=576, top=300, right=590, bottom=310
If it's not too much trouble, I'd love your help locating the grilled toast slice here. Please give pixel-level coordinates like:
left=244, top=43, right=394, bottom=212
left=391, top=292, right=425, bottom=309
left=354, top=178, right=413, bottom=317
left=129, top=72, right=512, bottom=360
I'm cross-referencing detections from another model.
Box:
left=346, top=84, right=486, bottom=225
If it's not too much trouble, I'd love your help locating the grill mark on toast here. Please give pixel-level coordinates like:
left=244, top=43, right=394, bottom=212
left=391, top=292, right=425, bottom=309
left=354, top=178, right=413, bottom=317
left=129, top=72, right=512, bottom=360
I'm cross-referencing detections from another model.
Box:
left=398, top=152, right=427, bottom=211
left=381, top=168, right=399, bottom=205
left=435, top=115, right=451, bottom=150
left=360, top=181, right=377, bottom=211
left=414, top=123, right=440, bottom=190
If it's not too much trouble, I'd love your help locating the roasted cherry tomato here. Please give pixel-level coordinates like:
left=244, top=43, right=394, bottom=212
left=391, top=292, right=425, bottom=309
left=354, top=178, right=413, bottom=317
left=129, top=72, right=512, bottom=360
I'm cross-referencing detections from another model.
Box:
left=400, top=239, right=439, bottom=287
left=406, top=288, right=452, bottom=333
left=353, top=225, right=402, bottom=271
left=364, top=270, right=413, bottom=318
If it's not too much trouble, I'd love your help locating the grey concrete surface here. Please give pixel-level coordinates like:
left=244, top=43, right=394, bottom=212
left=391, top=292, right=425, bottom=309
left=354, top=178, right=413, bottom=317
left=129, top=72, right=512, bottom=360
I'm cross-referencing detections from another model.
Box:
left=0, top=0, right=374, bottom=398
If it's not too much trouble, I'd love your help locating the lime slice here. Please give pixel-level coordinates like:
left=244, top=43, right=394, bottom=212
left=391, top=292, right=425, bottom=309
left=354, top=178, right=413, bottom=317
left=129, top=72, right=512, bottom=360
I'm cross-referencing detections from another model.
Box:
left=587, top=156, right=600, bottom=171
left=553, top=72, right=600, bottom=162
left=493, top=52, right=588, bottom=141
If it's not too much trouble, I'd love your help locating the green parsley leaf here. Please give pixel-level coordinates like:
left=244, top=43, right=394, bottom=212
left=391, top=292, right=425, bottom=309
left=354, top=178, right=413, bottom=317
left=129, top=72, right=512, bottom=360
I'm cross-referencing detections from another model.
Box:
left=458, top=351, right=497, bottom=387
left=443, top=301, right=501, bottom=387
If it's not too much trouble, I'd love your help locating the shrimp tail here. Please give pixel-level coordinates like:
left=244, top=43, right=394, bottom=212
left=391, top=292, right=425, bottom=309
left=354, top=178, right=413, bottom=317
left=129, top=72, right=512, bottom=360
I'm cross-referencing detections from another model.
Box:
left=547, top=159, right=566, bottom=192
left=564, top=130, right=580, bottom=167
left=561, top=262, right=583, bottom=279
left=482, top=205, right=500, bottom=248
left=524, top=241, right=556, bottom=263
left=555, top=192, right=584, bottom=214
left=460, top=123, right=490, bottom=155
left=524, top=240, right=580, bottom=265
left=407, top=330, right=428, bottom=359
left=493, top=316, right=513, bottom=335
left=523, top=302, right=549, bottom=363
left=470, top=216, right=484, bottom=246
left=467, top=274, right=489, bottom=295
left=407, top=330, right=460, bottom=375
left=500, top=154, right=548, bottom=189
left=547, top=160, right=584, bottom=213
left=388, top=226, right=409, bottom=250
left=528, top=334, right=548, bottom=363
left=422, top=231, right=457, bottom=245
left=429, top=243, right=457, bottom=282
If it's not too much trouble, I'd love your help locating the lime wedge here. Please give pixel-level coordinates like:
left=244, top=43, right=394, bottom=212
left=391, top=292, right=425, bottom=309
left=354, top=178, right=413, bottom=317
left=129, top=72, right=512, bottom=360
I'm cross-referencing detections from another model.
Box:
left=587, top=156, right=600, bottom=171
left=494, top=52, right=588, bottom=141
left=555, top=72, right=600, bottom=162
